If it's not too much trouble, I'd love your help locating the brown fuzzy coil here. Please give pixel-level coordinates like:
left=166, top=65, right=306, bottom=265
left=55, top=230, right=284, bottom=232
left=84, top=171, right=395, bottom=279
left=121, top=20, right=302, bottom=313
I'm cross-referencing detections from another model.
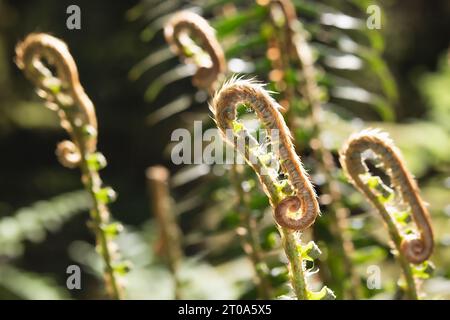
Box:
left=56, top=140, right=81, bottom=168
left=340, top=129, right=434, bottom=263
left=164, top=11, right=226, bottom=90
left=15, top=33, right=97, bottom=155
left=211, top=77, right=319, bottom=231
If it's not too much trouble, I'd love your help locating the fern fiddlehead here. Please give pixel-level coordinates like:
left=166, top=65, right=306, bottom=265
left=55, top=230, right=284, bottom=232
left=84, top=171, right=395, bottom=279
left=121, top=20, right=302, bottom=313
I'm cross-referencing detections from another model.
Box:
left=264, top=0, right=360, bottom=298
left=15, top=33, right=125, bottom=299
left=213, top=78, right=319, bottom=231
left=212, top=77, right=333, bottom=300
left=165, top=11, right=274, bottom=298
left=164, top=10, right=226, bottom=92
left=339, top=129, right=434, bottom=299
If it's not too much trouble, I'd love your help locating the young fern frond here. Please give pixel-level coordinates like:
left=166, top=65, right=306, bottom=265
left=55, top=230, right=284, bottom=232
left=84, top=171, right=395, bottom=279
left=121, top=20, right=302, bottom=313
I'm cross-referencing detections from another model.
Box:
left=212, top=77, right=319, bottom=231
left=265, top=0, right=359, bottom=298
left=211, top=77, right=333, bottom=300
left=15, top=33, right=125, bottom=299
left=164, top=10, right=226, bottom=92
left=339, top=129, right=434, bottom=299
left=165, top=12, right=272, bottom=298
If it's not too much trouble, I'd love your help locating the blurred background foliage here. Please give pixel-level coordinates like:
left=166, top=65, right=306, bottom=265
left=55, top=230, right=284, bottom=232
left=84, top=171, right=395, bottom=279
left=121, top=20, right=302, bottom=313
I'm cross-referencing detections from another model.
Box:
left=0, top=0, right=449, bottom=299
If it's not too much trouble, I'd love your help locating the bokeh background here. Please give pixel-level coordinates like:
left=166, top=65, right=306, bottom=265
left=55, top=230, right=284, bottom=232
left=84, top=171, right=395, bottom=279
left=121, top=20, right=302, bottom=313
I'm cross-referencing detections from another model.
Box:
left=0, top=0, right=449, bottom=299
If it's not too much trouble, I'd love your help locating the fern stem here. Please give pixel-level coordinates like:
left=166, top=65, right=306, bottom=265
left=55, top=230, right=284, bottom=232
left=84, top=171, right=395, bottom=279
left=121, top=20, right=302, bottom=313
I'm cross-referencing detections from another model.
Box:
left=15, top=33, right=124, bottom=299
left=146, top=166, right=183, bottom=299
left=340, top=129, right=434, bottom=299
left=282, top=229, right=307, bottom=299
left=231, top=165, right=272, bottom=299
left=382, top=204, right=419, bottom=300
left=212, top=77, right=331, bottom=300
left=265, top=0, right=359, bottom=298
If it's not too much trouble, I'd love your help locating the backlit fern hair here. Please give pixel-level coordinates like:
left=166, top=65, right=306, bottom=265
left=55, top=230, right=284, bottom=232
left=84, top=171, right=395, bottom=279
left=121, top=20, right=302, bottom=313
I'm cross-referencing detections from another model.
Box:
left=212, top=77, right=319, bottom=231
left=211, top=77, right=332, bottom=300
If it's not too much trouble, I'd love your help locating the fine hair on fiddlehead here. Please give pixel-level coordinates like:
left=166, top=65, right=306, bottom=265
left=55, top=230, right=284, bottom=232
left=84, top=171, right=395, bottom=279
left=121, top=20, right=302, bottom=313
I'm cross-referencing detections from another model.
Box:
left=164, top=10, right=226, bottom=92
left=15, top=33, right=127, bottom=299
left=263, top=0, right=359, bottom=298
left=339, top=128, right=434, bottom=299
left=211, top=76, right=334, bottom=300
left=165, top=14, right=273, bottom=298
left=212, top=77, right=319, bottom=231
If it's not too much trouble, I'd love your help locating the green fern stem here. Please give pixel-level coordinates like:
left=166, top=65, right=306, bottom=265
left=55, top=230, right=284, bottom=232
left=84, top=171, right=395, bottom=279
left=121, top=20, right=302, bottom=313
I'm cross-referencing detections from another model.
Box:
left=340, top=129, right=435, bottom=299
left=75, top=132, right=123, bottom=300
left=264, top=0, right=359, bottom=298
left=212, top=77, right=334, bottom=300
left=281, top=229, right=307, bottom=299
left=15, top=33, right=124, bottom=299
